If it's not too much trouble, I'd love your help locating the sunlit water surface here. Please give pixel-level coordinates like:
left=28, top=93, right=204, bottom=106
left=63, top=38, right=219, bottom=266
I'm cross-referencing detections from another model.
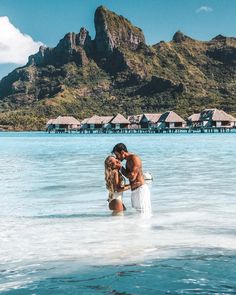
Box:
left=0, top=132, right=236, bottom=294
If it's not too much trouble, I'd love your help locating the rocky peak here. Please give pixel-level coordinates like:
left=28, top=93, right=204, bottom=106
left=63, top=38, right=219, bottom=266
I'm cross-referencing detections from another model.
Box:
left=212, top=34, right=227, bottom=42
left=210, top=34, right=236, bottom=47
left=56, top=29, right=92, bottom=50
left=27, top=28, right=92, bottom=67
left=172, top=31, right=193, bottom=43
left=56, top=32, right=77, bottom=52
left=76, top=27, right=91, bottom=46
left=27, top=45, right=48, bottom=65
left=94, top=6, right=145, bottom=57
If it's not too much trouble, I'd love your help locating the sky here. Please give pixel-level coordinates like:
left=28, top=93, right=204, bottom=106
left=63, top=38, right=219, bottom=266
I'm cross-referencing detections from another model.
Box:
left=0, top=0, right=235, bottom=79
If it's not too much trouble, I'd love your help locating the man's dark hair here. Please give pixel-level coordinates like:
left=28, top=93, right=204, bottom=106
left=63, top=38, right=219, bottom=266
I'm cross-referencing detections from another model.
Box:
left=112, top=143, right=128, bottom=154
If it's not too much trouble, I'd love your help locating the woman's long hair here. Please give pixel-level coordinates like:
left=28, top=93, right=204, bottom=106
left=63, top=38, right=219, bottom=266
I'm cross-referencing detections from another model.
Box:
left=104, top=156, right=115, bottom=201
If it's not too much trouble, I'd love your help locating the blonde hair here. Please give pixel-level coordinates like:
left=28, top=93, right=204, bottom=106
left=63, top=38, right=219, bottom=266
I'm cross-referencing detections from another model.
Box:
left=104, top=156, right=116, bottom=200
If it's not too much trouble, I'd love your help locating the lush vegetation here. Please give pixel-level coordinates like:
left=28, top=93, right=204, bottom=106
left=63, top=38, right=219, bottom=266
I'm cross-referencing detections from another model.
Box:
left=0, top=8, right=235, bottom=130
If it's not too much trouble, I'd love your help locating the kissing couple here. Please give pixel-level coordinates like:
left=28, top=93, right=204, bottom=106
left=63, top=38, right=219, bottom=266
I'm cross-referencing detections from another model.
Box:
left=105, top=143, right=152, bottom=215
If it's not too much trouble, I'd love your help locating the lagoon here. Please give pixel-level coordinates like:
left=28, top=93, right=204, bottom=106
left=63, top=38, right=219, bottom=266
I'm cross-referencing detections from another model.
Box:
left=0, top=132, right=236, bottom=294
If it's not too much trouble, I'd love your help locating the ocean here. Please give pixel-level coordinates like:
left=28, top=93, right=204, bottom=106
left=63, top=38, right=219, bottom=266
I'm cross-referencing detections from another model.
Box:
left=0, top=132, right=236, bottom=294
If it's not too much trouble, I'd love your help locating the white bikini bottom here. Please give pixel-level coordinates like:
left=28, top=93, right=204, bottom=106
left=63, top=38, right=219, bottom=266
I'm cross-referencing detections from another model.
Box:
left=109, top=192, right=123, bottom=203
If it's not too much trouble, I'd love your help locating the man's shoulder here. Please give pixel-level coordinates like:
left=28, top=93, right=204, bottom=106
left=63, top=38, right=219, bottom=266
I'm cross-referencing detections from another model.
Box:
left=128, top=154, right=141, bottom=163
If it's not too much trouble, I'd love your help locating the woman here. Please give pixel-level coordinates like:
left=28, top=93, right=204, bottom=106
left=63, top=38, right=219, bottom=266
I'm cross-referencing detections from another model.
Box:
left=104, top=156, right=130, bottom=213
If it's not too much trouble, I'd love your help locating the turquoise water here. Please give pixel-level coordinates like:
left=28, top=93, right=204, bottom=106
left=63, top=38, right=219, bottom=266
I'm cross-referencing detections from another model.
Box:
left=0, top=132, right=236, bottom=294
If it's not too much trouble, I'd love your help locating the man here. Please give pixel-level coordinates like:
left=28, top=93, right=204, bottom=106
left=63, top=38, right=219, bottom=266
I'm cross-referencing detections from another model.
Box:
left=112, top=143, right=152, bottom=214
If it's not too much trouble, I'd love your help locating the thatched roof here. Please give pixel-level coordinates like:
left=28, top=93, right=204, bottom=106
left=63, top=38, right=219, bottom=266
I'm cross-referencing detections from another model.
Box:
left=212, top=109, right=233, bottom=121
left=128, top=115, right=142, bottom=124
left=200, top=109, right=234, bottom=122
left=53, top=116, right=80, bottom=125
left=82, top=115, right=113, bottom=125
left=188, top=109, right=236, bottom=123
left=111, top=113, right=130, bottom=124
left=86, top=115, right=102, bottom=124
left=142, top=113, right=162, bottom=123
left=188, top=113, right=201, bottom=122
left=100, top=116, right=114, bottom=124
left=159, top=111, right=186, bottom=123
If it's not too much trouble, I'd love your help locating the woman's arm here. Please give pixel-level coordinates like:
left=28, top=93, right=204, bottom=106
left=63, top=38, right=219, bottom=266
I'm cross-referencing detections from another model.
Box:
left=116, top=184, right=131, bottom=192
left=119, top=184, right=131, bottom=192
left=113, top=170, right=131, bottom=192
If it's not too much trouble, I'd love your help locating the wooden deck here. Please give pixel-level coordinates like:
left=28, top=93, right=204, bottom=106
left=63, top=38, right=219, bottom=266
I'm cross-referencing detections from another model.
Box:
left=48, top=126, right=235, bottom=134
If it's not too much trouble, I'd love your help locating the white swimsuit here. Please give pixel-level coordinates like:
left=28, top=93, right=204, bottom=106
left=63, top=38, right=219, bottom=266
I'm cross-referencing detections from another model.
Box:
left=108, top=171, right=125, bottom=203
left=108, top=191, right=123, bottom=203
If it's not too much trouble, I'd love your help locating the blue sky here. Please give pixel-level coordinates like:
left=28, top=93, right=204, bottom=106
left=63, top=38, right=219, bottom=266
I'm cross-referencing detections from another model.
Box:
left=0, top=0, right=235, bottom=79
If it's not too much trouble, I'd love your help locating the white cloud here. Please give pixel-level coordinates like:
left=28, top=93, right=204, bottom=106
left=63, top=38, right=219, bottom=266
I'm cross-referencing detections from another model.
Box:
left=196, top=6, right=213, bottom=13
left=0, top=16, right=43, bottom=64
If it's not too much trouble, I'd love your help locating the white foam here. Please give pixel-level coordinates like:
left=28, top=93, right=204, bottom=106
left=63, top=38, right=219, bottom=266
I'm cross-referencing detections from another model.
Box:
left=1, top=133, right=236, bottom=291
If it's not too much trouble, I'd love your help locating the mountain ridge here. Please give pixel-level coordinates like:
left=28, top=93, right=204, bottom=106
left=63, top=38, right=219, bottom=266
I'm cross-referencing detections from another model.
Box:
left=0, top=6, right=235, bottom=130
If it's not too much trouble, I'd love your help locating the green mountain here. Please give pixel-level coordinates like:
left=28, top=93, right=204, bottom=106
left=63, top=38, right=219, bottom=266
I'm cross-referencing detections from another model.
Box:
left=0, top=6, right=236, bottom=130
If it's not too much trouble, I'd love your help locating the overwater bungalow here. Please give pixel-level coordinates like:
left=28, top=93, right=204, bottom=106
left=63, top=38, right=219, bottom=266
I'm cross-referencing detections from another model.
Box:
left=140, top=113, right=162, bottom=129
left=80, top=118, right=89, bottom=129
left=187, top=113, right=201, bottom=128
left=46, top=116, right=80, bottom=133
left=189, top=109, right=236, bottom=129
left=158, top=111, right=186, bottom=129
left=203, top=109, right=236, bottom=128
left=127, top=115, right=142, bottom=129
left=86, top=115, right=103, bottom=129
left=100, top=116, right=114, bottom=129
left=46, top=109, right=236, bottom=134
left=110, top=113, right=130, bottom=129
left=82, top=115, right=114, bottom=130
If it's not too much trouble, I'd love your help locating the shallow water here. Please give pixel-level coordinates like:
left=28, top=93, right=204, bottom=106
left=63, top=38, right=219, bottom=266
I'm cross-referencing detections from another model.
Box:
left=0, top=132, right=236, bottom=294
